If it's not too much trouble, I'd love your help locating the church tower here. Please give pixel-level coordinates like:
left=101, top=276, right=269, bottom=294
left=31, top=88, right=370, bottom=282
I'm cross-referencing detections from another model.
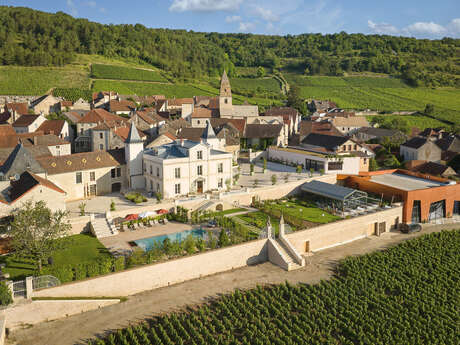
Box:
left=219, top=70, right=233, bottom=117
left=125, top=123, right=145, bottom=189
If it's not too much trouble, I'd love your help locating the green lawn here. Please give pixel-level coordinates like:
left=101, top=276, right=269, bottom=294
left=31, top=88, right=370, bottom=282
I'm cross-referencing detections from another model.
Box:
left=266, top=200, right=341, bottom=224
left=0, top=234, right=111, bottom=281
left=235, top=211, right=281, bottom=233
left=212, top=208, right=248, bottom=217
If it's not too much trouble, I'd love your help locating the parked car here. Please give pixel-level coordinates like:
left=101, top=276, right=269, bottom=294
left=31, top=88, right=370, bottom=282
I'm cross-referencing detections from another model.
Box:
left=400, top=223, right=422, bottom=234
left=207, top=219, right=218, bottom=228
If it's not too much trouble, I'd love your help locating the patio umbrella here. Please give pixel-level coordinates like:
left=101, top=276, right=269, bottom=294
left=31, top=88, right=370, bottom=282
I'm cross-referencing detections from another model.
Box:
left=125, top=214, right=138, bottom=221
left=139, top=211, right=156, bottom=219
left=156, top=209, right=169, bottom=215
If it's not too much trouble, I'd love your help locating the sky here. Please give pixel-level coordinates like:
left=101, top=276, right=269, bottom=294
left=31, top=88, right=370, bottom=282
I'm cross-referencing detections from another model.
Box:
left=4, top=0, right=460, bottom=38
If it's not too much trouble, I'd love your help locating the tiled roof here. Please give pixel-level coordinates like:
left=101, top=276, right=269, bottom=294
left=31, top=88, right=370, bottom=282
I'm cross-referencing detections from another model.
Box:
left=178, top=128, right=205, bottom=142
left=244, top=124, right=283, bottom=139
left=8, top=171, right=65, bottom=202
left=401, top=137, right=428, bottom=149
left=135, top=111, right=164, bottom=125
left=19, top=134, right=69, bottom=146
left=300, top=121, right=342, bottom=137
left=109, top=100, right=136, bottom=112
left=77, top=108, right=126, bottom=124
left=209, top=118, right=246, bottom=135
left=413, top=162, right=455, bottom=176
left=12, top=115, right=40, bottom=127
left=301, top=133, right=349, bottom=151
left=36, top=149, right=125, bottom=175
left=332, top=116, right=369, bottom=127
left=263, top=107, right=298, bottom=117
left=60, top=101, right=73, bottom=107
left=5, top=102, right=29, bottom=115
left=37, top=120, right=65, bottom=136
left=191, top=107, right=219, bottom=118
left=436, top=136, right=460, bottom=153
left=167, top=98, right=193, bottom=106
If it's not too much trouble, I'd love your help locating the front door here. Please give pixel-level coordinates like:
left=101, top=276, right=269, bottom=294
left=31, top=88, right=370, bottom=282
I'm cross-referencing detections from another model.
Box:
left=89, top=184, right=97, bottom=197
left=197, top=180, right=203, bottom=194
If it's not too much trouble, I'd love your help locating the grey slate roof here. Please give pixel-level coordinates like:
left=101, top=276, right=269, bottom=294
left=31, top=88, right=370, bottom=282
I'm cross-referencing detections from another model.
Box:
left=301, top=133, right=349, bottom=151
left=126, top=123, right=143, bottom=144
left=202, top=120, right=217, bottom=140
left=301, top=180, right=362, bottom=201
left=401, top=137, right=428, bottom=149
left=0, top=144, right=45, bottom=178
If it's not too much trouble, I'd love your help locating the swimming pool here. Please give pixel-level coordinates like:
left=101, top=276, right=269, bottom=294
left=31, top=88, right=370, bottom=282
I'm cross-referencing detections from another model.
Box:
left=134, top=229, right=207, bottom=251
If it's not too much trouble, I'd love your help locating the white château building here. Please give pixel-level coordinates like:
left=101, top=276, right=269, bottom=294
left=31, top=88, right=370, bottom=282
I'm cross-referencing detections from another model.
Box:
left=141, top=121, right=233, bottom=199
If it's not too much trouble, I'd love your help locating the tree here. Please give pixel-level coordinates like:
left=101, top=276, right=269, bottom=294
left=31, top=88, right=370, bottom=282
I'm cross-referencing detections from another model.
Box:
left=424, top=104, right=435, bottom=115
left=218, top=229, right=230, bottom=247
left=78, top=202, right=86, bottom=216
left=369, top=158, right=379, bottom=171
left=110, top=200, right=116, bottom=211
left=257, top=66, right=266, bottom=78
left=0, top=282, right=13, bottom=306
left=296, top=165, right=302, bottom=174
left=10, top=201, right=71, bottom=271
left=225, top=178, right=231, bottom=191
left=271, top=174, right=277, bottom=185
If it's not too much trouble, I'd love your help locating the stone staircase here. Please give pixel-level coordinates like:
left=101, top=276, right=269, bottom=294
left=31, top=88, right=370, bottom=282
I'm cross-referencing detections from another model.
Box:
left=275, top=239, right=303, bottom=270
left=194, top=200, right=217, bottom=213
left=91, top=217, right=118, bottom=238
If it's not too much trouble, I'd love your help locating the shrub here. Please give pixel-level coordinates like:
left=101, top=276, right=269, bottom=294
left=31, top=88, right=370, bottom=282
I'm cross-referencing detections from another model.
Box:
left=126, top=249, right=147, bottom=267
left=87, top=262, right=100, bottom=277
left=98, top=258, right=113, bottom=275
left=183, top=235, right=196, bottom=254
left=271, top=174, right=277, bottom=185
left=53, top=265, right=74, bottom=283
left=74, top=263, right=87, bottom=280
left=125, top=192, right=147, bottom=204
left=296, top=165, right=302, bottom=174
left=218, top=229, right=230, bottom=247
left=110, top=200, right=116, bottom=211
left=79, top=202, right=86, bottom=216
left=0, top=281, right=13, bottom=306
left=113, top=256, right=126, bottom=271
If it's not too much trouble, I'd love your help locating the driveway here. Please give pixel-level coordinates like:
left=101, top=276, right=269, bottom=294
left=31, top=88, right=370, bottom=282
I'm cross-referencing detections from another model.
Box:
left=8, top=223, right=458, bottom=345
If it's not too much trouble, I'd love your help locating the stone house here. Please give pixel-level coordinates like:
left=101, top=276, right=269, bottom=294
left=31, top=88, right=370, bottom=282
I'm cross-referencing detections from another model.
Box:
left=12, top=114, right=46, bottom=133
left=331, top=116, right=369, bottom=136
left=30, top=95, right=60, bottom=115
left=37, top=119, right=72, bottom=142
left=400, top=137, right=441, bottom=162
left=91, top=123, right=146, bottom=152
left=0, top=102, right=29, bottom=125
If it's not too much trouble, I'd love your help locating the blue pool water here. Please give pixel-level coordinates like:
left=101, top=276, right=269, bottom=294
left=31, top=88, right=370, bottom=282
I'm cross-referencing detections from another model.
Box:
left=134, top=229, right=206, bottom=251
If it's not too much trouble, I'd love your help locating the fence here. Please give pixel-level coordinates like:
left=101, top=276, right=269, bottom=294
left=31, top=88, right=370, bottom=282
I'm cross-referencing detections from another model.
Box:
left=12, top=280, right=25, bottom=298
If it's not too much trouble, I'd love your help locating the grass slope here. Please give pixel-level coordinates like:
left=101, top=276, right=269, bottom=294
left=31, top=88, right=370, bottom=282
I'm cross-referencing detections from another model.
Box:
left=91, top=64, right=168, bottom=82
left=0, top=234, right=111, bottom=280
left=90, top=230, right=460, bottom=345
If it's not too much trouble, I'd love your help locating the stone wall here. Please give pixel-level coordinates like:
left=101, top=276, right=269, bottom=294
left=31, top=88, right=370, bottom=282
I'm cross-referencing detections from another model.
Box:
left=33, top=239, right=268, bottom=298
left=286, top=206, right=403, bottom=253
left=2, top=299, right=120, bottom=330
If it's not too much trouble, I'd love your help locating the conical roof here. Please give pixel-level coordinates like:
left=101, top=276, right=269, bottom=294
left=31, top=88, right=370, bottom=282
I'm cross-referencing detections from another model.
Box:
left=220, top=70, right=232, bottom=97
left=201, top=120, right=217, bottom=140
left=125, top=123, right=143, bottom=144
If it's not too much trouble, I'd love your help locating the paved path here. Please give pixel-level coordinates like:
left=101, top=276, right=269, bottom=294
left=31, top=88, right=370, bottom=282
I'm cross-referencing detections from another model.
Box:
left=8, top=223, right=458, bottom=345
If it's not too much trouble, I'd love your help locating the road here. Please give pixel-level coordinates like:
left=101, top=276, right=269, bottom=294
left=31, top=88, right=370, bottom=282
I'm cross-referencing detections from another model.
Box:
left=8, top=223, right=458, bottom=345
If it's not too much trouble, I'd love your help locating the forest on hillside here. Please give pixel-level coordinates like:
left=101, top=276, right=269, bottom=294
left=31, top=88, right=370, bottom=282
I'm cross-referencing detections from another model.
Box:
left=0, top=6, right=459, bottom=86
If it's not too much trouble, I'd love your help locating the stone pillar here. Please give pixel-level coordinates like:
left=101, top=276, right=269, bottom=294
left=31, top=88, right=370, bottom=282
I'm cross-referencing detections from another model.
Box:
left=25, top=276, right=33, bottom=300
left=266, top=218, right=272, bottom=239
left=279, top=214, right=285, bottom=238
left=5, top=281, right=13, bottom=300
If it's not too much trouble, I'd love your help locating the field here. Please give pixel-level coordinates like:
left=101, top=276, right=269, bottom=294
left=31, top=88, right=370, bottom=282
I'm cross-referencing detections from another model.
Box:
left=53, top=88, right=93, bottom=102
left=367, top=115, right=448, bottom=129
left=229, top=77, right=281, bottom=94
left=90, top=230, right=459, bottom=345
left=0, top=234, right=111, bottom=281
left=0, top=66, right=89, bottom=95
left=91, top=64, right=168, bottom=82
left=286, top=74, right=460, bottom=124
left=92, top=80, right=280, bottom=107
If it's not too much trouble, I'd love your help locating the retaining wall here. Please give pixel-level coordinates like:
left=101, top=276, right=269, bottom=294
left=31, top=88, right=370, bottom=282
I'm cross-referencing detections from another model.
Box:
left=33, top=239, right=268, bottom=298
left=286, top=206, right=403, bottom=253
left=2, top=299, right=120, bottom=330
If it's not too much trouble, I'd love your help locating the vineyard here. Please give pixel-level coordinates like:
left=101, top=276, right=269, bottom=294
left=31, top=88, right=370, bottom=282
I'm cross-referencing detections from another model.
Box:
left=367, top=115, right=447, bottom=129
left=229, top=77, right=281, bottom=94
left=285, top=74, right=460, bottom=124
left=53, top=88, right=93, bottom=102
left=0, top=66, right=89, bottom=95
left=89, top=230, right=460, bottom=345
left=91, top=64, right=168, bottom=82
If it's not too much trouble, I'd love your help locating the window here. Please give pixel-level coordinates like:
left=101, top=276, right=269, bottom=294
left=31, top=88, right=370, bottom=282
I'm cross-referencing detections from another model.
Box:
left=90, top=171, right=95, bottom=181
left=157, top=183, right=160, bottom=192
left=150, top=180, right=153, bottom=191
left=354, top=144, right=357, bottom=150
left=99, top=144, right=103, bottom=150
left=197, top=165, right=203, bottom=176
left=116, top=167, right=121, bottom=177
left=363, top=158, right=367, bottom=164
left=76, top=172, right=82, bottom=184
left=342, top=145, right=346, bottom=151
left=224, top=98, right=228, bottom=104
left=218, top=163, right=223, bottom=173
left=218, top=178, right=223, bottom=188
left=80, top=128, right=83, bottom=135
left=197, top=120, right=200, bottom=124
left=175, top=183, right=181, bottom=194
left=175, top=167, right=181, bottom=178
left=156, top=167, right=160, bottom=177
left=111, top=168, right=116, bottom=178
left=327, top=161, right=343, bottom=171
left=150, top=165, right=152, bottom=175
left=348, top=145, right=352, bottom=151
left=197, top=150, right=203, bottom=160
left=99, top=133, right=103, bottom=139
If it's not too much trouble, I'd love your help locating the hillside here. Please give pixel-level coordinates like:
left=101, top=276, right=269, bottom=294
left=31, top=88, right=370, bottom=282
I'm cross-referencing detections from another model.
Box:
left=0, top=6, right=459, bottom=87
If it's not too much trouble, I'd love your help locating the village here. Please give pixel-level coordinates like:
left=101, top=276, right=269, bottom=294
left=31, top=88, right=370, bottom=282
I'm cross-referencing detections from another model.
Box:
left=0, top=71, right=459, bottom=344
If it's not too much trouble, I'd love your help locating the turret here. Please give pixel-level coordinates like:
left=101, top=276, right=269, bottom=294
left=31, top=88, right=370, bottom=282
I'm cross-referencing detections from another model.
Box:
left=124, top=123, right=145, bottom=189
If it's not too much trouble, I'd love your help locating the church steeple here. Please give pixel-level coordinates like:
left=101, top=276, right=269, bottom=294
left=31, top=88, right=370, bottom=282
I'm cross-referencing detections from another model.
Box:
left=219, top=70, right=233, bottom=117
left=220, top=70, right=232, bottom=97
